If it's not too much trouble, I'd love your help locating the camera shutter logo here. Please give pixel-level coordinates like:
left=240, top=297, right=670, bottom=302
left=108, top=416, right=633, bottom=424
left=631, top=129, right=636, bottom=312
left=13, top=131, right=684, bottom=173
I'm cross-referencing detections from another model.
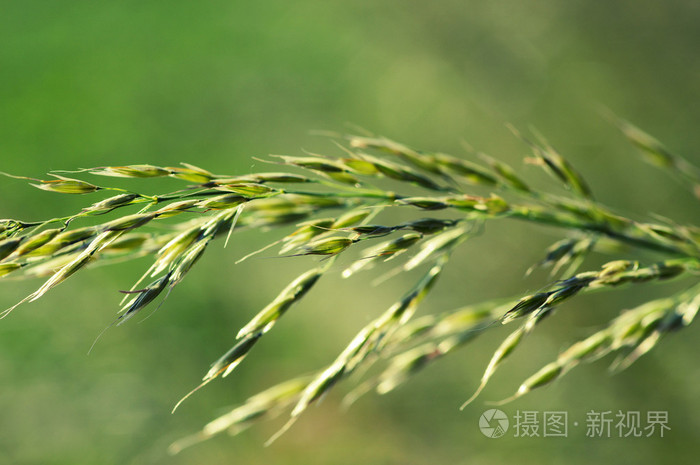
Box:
left=479, top=409, right=509, bottom=438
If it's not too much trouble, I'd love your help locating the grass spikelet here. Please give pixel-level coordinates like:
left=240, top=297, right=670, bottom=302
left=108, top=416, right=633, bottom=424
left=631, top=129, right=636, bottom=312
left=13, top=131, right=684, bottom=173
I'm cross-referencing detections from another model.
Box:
left=404, top=227, right=466, bottom=270
left=279, top=218, right=336, bottom=254
left=2, top=230, right=121, bottom=318
left=31, top=175, right=102, bottom=194
left=433, top=153, right=498, bottom=185
left=168, top=163, right=215, bottom=183
left=348, top=135, right=442, bottom=175
left=296, top=236, right=354, bottom=256
left=0, top=237, right=24, bottom=261
left=197, top=194, right=247, bottom=210
left=89, top=164, right=172, bottom=178
left=512, top=125, right=593, bottom=199
left=342, top=233, right=422, bottom=278
left=172, top=332, right=265, bottom=413
left=102, top=213, right=157, bottom=232
left=117, top=273, right=171, bottom=325
left=358, top=153, right=444, bottom=191
left=0, top=262, right=23, bottom=278
left=501, top=293, right=550, bottom=323
left=236, top=268, right=323, bottom=338
left=274, top=155, right=359, bottom=185
left=82, top=193, right=142, bottom=214
left=495, top=362, right=564, bottom=405
left=479, top=154, right=530, bottom=192
left=461, top=326, right=524, bottom=409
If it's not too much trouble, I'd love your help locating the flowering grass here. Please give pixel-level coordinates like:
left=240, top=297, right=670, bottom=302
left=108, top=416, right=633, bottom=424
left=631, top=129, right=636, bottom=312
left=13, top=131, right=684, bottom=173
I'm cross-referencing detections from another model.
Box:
left=1, top=116, right=698, bottom=451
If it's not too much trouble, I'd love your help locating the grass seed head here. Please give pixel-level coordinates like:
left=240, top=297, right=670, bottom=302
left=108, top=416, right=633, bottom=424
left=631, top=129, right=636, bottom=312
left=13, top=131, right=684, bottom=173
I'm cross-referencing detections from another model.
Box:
left=198, top=194, right=247, bottom=210
left=14, top=228, right=62, bottom=256
left=91, top=164, right=171, bottom=178
left=397, top=197, right=448, bottom=210
left=167, top=164, right=214, bottom=183
left=103, top=213, right=157, bottom=232
left=332, top=209, right=372, bottom=228
left=31, top=175, right=101, bottom=194
left=300, top=237, right=353, bottom=256
left=237, top=268, right=322, bottom=338
left=118, top=273, right=171, bottom=324
left=433, top=153, right=498, bottom=185
left=0, top=237, right=24, bottom=261
left=0, top=262, right=22, bottom=278
left=83, top=193, right=141, bottom=213
left=216, top=184, right=277, bottom=197
left=502, top=293, right=550, bottom=323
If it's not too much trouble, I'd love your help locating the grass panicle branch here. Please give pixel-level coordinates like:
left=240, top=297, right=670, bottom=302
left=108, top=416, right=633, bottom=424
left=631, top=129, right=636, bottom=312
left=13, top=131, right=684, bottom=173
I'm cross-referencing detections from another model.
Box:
left=1, top=117, right=698, bottom=450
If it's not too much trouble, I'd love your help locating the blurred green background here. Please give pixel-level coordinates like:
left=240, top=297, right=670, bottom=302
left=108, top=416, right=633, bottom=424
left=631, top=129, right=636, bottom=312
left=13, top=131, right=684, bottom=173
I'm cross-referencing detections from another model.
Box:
left=1, top=1, right=699, bottom=464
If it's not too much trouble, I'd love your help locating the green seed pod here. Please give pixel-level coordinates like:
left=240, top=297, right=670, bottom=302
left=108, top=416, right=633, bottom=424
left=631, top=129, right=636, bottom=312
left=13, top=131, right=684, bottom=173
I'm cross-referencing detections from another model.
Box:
left=279, top=218, right=336, bottom=254
left=118, top=273, right=171, bottom=325
left=461, top=327, right=525, bottom=409
left=400, top=218, right=457, bottom=235
left=217, top=183, right=276, bottom=197
left=153, top=228, right=202, bottom=275
left=445, top=195, right=490, bottom=212
left=332, top=209, right=372, bottom=228
left=101, top=233, right=150, bottom=253
left=341, top=158, right=379, bottom=175
left=502, top=293, right=550, bottom=323
left=0, top=262, right=22, bottom=278
left=247, top=211, right=312, bottom=228
left=0, top=237, right=24, bottom=260
left=58, top=227, right=99, bottom=243
left=599, top=260, right=637, bottom=277
left=379, top=233, right=422, bottom=255
left=517, top=362, right=563, bottom=395
left=433, top=153, right=498, bottom=185
left=397, top=197, right=448, bottom=210
left=618, top=119, right=675, bottom=168
left=301, top=237, right=353, bottom=256
left=404, top=227, right=466, bottom=270
left=255, top=172, right=313, bottom=183
left=376, top=343, right=439, bottom=394
left=349, top=225, right=395, bottom=236
left=83, top=193, right=141, bottom=213
left=654, top=261, right=686, bottom=280
left=103, top=213, right=156, bottom=231
left=544, top=284, right=586, bottom=308
left=342, top=233, right=422, bottom=278
left=170, top=241, right=209, bottom=285
left=31, top=178, right=101, bottom=194
left=538, top=238, right=577, bottom=267
left=15, top=228, right=62, bottom=256
left=222, top=172, right=312, bottom=184
left=92, top=164, right=171, bottom=178
left=168, top=163, right=214, bottom=183
left=202, top=377, right=311, bottom=438
left=237, top=268, right=322, bottom=338
left=155, top=200, right=200, bottom=217
left=205, top=332, right=263, bottom=380
left=482, top=154, right=531, bottom=192
left=447, top=194, right=508, bottom=214
left=198, top=194, right=247, bottom=210
left=0, top=220, right=16, bottom=235
left=349, top=136, right=442, bottom=175
left=277, top=156, right=345, bottom=173
left=326, top=171, right=360, bottom=185
left=276, top=156, right=359, bottom=185
left=558, top=331, right=610, bottom=363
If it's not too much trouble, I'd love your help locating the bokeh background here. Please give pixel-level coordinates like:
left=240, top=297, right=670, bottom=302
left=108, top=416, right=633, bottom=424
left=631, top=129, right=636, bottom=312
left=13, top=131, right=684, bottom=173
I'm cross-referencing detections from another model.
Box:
left=1, top=1, right=699, bottom=464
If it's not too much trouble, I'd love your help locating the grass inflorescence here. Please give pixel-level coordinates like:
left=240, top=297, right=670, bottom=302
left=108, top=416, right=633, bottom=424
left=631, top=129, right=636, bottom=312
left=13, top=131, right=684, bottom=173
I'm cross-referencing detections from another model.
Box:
left=1, top=116, right=699, bottom=450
